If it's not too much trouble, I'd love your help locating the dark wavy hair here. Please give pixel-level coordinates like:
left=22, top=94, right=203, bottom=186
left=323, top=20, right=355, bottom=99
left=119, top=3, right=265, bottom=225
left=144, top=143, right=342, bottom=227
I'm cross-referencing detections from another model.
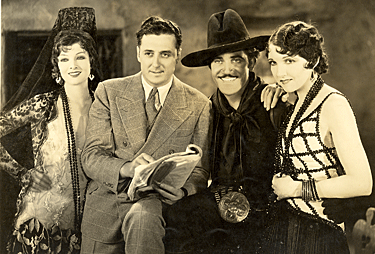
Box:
left=267, top=21, right=329, bottom=74
left=243, top=48, right=260, bottom=69
left=51, top=29, right=99, bottom=89
left=136, top=16, right=182, bottom=50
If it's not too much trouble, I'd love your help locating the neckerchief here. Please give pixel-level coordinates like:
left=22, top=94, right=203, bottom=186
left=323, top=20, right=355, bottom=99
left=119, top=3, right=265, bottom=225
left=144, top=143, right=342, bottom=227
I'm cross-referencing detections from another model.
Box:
left=211, top=72, right=261, bottom=182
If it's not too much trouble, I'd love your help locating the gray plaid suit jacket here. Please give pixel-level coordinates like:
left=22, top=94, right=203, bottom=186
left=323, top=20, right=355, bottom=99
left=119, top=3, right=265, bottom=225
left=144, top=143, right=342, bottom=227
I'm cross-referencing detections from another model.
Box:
left=81, top=72, right=211, bottom=243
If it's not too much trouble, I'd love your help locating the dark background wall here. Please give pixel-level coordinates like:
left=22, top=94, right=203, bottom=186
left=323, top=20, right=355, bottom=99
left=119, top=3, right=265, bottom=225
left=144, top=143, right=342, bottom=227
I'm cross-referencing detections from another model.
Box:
left=1, top=0, right=375, bottom=253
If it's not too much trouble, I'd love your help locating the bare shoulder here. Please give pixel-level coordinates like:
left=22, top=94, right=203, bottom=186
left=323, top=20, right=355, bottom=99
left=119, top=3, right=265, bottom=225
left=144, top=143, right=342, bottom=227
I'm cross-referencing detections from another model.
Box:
left=320, top=85, right=354, bottom=122
left=321, top=85, right=350, bottom=109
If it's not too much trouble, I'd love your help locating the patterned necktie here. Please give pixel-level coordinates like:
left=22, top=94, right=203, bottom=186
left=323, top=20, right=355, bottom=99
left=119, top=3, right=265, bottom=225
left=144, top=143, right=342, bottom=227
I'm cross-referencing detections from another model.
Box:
left=145, top=87, right=161, bottom=127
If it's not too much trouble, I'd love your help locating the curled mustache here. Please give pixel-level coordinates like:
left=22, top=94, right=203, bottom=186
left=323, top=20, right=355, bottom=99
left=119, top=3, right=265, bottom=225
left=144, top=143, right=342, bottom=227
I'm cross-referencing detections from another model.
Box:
left=218, top=74, right=237, bottom=79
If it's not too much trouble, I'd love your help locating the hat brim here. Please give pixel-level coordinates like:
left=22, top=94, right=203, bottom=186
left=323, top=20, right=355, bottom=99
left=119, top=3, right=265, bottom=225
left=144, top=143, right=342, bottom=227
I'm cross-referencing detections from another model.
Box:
left=181, top=35, right=270, bottom=67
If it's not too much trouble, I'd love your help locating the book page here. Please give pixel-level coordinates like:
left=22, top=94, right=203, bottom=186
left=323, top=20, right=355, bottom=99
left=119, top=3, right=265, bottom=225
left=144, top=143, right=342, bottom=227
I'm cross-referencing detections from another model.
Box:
left=127, top=144, right=202, bottom=200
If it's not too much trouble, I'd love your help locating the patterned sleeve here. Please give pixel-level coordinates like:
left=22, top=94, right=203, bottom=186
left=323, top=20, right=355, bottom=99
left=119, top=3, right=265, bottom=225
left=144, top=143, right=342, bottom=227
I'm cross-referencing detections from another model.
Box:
left=0, top=94, right=51, bottom=183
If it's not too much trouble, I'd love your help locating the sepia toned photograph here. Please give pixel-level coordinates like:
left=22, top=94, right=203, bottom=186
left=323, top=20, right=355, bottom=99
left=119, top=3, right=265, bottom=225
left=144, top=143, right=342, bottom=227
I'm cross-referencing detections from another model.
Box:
left=1, top=0, right=375, bottom=253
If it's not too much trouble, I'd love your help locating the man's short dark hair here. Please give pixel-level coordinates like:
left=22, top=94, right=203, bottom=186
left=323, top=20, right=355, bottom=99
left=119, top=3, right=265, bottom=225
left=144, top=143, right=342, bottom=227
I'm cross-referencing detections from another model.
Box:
left=136, top=16, right=182, bottom=50
left=243, top=48, right=260, bottom=70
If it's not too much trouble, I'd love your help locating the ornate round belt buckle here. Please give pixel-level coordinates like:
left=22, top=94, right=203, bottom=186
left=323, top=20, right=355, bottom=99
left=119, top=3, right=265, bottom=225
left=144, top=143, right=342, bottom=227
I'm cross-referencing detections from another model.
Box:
left=218, top=191, right=250, bottom=223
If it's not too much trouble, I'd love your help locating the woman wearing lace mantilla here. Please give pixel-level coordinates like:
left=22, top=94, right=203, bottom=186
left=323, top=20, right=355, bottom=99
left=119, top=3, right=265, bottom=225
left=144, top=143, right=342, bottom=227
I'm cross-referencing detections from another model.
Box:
left=0, top=7, right=102, bottom=253
left=260, top=21, right=372, bottom=253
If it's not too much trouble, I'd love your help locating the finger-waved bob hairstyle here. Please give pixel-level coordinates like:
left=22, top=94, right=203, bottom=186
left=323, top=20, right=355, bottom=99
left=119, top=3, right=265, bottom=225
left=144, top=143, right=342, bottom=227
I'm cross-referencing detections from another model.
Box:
left=267, top=21, right=329, bottom=75
left=51, top=29, right=99, bottom=88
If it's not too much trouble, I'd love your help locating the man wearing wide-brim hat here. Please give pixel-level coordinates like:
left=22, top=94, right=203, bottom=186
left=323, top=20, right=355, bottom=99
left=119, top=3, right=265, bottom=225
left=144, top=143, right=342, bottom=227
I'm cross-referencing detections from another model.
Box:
left=163, top=9, right=287, bottom=253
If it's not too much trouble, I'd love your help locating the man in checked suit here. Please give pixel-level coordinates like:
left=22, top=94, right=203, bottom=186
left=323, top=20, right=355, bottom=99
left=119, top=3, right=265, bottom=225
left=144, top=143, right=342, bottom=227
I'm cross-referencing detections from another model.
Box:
left=80, top=16, right=211, bottom=254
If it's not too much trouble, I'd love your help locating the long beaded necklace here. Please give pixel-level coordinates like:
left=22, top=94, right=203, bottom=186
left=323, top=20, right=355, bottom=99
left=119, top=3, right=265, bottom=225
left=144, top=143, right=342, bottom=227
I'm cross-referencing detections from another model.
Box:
left=275, top=76, right=324, bottom=178
left=61, top=87, right=93, bottom=232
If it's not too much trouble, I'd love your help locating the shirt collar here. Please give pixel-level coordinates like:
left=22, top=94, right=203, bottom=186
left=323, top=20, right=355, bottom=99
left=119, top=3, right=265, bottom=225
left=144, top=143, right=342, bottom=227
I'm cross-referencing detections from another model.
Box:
left=141, top=75, right=173, bottom=106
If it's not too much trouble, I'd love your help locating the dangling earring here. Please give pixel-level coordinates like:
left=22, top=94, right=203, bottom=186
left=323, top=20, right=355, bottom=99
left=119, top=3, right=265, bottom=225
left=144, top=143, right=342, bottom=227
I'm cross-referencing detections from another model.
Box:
left=56, top=76, right=61, bottom=84
left=89, top=74, right=94, bottom=81
left=310, top=72, right=315, bottom=82
left=312, top=57, right=320, bottom=70
left=310, top=57, right=320, bottom=82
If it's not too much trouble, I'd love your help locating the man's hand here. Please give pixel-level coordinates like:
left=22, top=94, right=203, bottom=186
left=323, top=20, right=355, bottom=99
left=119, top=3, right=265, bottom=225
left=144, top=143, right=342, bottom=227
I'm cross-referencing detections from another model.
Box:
left=30, top=169, right=52, bottom=192
left=120, top=153, right=155, bottom=179
left=261, top=83, right=297, bottom=110
left=153, top=182, right=185, bottom=205
left=261, top=83, right=284, bottom=111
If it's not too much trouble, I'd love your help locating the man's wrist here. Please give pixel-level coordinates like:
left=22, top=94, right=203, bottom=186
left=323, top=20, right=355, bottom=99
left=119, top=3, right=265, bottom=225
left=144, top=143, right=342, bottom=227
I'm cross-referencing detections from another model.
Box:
left=119, top=162, right=132, bottom=179
left=181, top=187, right=188, bottom=197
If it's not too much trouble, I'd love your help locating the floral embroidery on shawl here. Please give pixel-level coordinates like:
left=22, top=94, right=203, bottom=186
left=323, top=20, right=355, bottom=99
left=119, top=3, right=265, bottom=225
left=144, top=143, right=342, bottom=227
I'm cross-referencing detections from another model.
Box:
left=7, top=218, right=80, bottom=254
left=0, top=91, right=58, bottom=220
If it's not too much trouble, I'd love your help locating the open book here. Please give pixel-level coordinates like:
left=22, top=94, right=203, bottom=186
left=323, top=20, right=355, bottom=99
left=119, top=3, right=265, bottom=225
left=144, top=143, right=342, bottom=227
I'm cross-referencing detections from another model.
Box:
left=127, top=144, right=203, bottom=200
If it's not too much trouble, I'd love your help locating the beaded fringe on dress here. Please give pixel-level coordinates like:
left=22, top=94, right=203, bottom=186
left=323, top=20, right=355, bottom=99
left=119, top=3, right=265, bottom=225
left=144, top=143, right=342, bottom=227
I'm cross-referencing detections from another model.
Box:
left=258, top=200, right=350, bottom=254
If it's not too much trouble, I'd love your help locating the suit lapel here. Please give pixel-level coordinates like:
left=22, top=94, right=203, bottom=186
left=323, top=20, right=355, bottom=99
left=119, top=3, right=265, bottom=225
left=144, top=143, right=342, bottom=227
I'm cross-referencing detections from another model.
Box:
left=136, top=77, right=192, bottom=157
left=116, top=73, right=148, bottom=153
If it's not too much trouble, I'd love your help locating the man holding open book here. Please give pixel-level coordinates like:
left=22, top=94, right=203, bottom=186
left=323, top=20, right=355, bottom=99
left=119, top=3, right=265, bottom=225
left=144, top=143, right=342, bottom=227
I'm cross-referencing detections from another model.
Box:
left=80, top=16, right=211, bottom=254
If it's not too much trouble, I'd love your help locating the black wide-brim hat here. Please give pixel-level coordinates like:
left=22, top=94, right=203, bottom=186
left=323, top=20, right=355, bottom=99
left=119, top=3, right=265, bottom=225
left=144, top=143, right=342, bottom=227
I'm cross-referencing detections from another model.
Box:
left=181, top=9, right=270, bottom=67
